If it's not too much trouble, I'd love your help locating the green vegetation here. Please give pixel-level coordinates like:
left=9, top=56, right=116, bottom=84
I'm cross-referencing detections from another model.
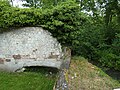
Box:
left=0, top=67, right=58, bottom=90
left=68, top=56, right=120, bottom=90
left=0, top=0, right=120, bottom=74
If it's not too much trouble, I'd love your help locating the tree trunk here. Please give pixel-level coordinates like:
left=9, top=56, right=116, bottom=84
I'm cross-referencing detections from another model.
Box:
left=11, top=0, right=14, bottom=6
left=54, top=0, right=57, bottom=6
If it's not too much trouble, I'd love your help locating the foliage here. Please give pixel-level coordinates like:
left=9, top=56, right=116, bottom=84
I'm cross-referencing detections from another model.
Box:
left=0, top=0, right=120, bottom=71
left=98, top=33, right=120, bottom=70
left=21, top=0, right=67, bottom=8
left=0, top=0, right=11, bottom=11
left=22, top=0, right=42, bottom=8
left=0, top=0, right=88, bottom=46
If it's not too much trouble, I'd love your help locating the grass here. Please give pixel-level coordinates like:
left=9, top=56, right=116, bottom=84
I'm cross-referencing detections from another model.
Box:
left=0, top=67, right=58, bottom=90
left=68, top=56, right=120, bottom=90
left=1, top=57, right=120, bottom=90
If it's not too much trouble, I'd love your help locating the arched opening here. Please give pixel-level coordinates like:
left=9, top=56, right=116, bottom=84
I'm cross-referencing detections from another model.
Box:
left=23, top=66, right=59, bottom=76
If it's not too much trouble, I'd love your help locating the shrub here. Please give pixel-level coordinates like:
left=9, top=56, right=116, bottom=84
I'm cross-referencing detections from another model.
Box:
left=0, top=0, right=120, bottom=70
left=0, top=0, right=89, bottom=48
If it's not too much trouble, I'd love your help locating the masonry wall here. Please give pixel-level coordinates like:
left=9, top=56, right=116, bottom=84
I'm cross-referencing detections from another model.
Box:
left=0, top=27, right=63, bottom=72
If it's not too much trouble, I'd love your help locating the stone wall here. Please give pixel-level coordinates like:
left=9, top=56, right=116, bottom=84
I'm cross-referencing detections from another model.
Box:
left=0, top=27, right=63, bottom=72
left=54, top=48, right=71, bottom=90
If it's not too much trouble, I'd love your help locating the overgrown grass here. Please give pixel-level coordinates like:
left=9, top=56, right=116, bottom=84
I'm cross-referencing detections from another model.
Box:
left=0, top=67, right=58, bottom=90
left=1, top=57, right=120, bottom=90
left=68, top=56, right=120, bottom=90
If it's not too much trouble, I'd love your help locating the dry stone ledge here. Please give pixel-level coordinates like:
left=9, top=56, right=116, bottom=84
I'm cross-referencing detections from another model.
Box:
left=54, top=48, right=71, bottom=90
left=0, top=27, right=63, bottom=72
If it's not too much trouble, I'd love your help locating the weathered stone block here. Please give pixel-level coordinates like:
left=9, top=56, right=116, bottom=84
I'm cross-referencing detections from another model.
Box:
left=0, top=27, right=63, bottom=72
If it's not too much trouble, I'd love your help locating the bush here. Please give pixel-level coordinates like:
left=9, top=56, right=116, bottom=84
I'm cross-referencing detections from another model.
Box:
left=98, top=50, right=120, bottom=70
left=0, top=0, right=120, bottom=70
left=0, top=0, right=89, bottom=48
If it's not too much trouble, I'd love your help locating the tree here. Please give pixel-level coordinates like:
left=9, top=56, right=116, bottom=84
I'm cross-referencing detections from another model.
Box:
left=22, top=0, right=67, bottom=8
left=10, top=0, right=13, bottom=6
left=22, top=0, right=42, bottom=8
left=104, top=0, right=120, bottom=26
left=104, top=0, right=120, bottom=44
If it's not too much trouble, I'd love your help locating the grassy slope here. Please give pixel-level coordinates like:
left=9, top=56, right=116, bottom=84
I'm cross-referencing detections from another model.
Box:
left=0, top=57, right=120, bottom=90
left=0, top=67, right=57, bottom=90
left=68, top=56, right=120, bottom=90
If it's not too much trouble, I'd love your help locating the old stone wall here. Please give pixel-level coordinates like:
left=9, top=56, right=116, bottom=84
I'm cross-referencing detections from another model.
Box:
left=0, top=27, right=63, bottom=72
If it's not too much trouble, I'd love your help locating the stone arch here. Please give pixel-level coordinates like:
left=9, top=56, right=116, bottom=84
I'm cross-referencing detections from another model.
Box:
left=0, top=27, right=63, bottom=72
